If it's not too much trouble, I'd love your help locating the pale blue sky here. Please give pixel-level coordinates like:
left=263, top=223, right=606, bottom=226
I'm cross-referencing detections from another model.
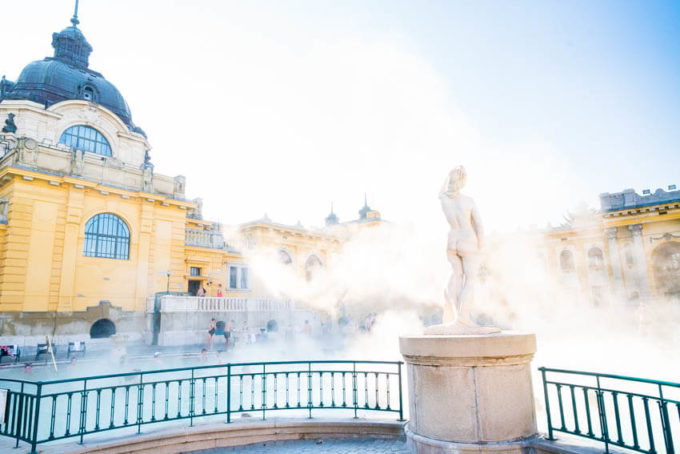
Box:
left=1, top=1, right=679, bottom=230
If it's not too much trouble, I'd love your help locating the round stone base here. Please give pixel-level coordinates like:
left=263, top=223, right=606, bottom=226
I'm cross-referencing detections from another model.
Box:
left=399, top=332, right=537, bottom=445
left=405, top=424, right=536, bottom=454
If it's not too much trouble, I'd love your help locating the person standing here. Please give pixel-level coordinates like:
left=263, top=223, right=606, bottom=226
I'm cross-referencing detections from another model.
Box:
left=207, top=318, right=216, bottom=348
left=225, top=320, right=234, bottom=349
left=216, top=283, right=223, bottom=297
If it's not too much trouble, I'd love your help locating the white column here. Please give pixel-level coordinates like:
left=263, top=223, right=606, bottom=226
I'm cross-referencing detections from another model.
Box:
left=605, top=228, right=625, bottom=300
left=628, top=224, right=651, bottom=298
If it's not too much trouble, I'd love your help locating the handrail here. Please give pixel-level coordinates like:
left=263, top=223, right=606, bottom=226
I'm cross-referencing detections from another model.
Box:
left=539, top=367, right=678, bottom=454
left=0, top=360, right=404, bottom=453
left=541, top=367, right=680, bottom=389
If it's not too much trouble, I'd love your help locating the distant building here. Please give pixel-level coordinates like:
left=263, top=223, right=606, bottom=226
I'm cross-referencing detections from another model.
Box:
left=544, top=186, right=680, bottom=304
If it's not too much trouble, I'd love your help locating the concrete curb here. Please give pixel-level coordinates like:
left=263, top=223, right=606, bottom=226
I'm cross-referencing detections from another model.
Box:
left=22, top=418, right=406, bottom=454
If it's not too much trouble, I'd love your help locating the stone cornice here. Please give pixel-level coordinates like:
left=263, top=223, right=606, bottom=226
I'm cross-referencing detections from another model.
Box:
left=0, top=165, right=196, bottom=209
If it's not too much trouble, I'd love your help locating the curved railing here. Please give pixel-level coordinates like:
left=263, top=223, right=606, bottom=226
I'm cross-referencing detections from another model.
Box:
left=0, top=360, right=404, bottom=453
left=539, top=367, right=679, bottom=454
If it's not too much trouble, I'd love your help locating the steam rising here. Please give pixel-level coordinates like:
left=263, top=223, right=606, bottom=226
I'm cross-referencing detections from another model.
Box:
left=242, top=218, right=680, bottom=384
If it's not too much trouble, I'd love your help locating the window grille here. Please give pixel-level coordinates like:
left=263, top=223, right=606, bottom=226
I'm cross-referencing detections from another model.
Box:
left=84, top=213, right=130, bottom=260
left=59, top=125, right=112, bottom=156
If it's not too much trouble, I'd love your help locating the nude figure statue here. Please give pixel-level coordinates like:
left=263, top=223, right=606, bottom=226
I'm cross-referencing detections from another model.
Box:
left=424, top=166, right=500, bottom=335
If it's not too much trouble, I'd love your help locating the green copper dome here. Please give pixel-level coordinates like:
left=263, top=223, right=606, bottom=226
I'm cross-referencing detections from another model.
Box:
left=0, top=12, right=144, bottom=136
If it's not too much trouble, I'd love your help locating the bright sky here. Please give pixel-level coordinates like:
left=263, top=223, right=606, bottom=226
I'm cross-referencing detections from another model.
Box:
left=2, top=0, right=679, bottom=232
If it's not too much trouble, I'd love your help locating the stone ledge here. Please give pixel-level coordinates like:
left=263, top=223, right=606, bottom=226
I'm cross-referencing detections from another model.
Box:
left=26, top=418, right=406, bottom=454
left=406, top=424, right=538, bottom=453
left=399, top=332, right=536, bottom=367
left=530, top=436, right=630, bottom=454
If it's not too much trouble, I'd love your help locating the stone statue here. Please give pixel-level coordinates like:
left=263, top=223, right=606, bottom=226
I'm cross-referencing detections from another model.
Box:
left=2, top=113, right=17, bottom=134
left=70, top=148, right=84, bottom=175
left=424, top=166, right=500, bottom=335
left=143, top=166, right=153, bottom=192
left=143, top=149, right=154, bottom=169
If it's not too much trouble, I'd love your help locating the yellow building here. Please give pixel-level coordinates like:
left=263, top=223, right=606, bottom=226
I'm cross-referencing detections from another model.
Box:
left=235, top=200, right=382, bottom=288
left=0, top=11, right=243, bottom=339
left=543, top=186, right=680, bottom=304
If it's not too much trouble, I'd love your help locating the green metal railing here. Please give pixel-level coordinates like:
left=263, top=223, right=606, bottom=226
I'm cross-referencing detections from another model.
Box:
left=0, top=360, right=404, bottom=453
left=540, top=367, right=679, bottom=454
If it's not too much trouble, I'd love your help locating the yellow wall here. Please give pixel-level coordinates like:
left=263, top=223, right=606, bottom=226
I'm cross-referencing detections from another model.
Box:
left=544, top=205, right=680, bottom=301
left=0, top=167, right=208, bottom=312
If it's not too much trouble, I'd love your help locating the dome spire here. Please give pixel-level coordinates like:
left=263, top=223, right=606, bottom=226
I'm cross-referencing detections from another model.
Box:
left=52, top=0, right=92, bottom=69
left=71, top=0, right=80, bottom=27
left=325, top=202, right=339, bottom=226
left=359, top=193, right=371, bottom=219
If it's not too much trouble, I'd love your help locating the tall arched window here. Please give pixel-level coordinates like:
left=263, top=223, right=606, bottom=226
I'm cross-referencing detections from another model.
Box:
left=652, top=242, right=680, bottom=297
left=560, top=249, right=575, bottom=273
left=84, top=213, right=130, bottom=260
left=587, top=247, right=604, bottom=269
left=305, top=255, right=323, bottom=282
left=60, top=125, right=112, bottom=156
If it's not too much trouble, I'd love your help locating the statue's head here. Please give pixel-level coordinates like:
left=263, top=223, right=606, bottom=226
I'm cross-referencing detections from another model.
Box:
left=446, top=166, right=467, bottom=194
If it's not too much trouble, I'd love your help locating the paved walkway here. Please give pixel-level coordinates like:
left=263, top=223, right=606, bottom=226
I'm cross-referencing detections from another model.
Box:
left=195, top=438, right=412, bottom=453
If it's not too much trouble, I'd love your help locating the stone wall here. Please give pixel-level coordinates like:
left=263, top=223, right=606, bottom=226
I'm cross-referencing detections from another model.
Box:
left=0, top=300, right=145, bottom=346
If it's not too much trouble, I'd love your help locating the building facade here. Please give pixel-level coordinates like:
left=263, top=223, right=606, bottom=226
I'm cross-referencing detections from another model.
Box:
left=0, top=12, right=246, bottom=339
left=544, top=186, right=680, bottom=304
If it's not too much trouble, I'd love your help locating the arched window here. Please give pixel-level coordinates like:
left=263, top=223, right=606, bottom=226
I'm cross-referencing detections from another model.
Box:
left=652, top=242, right=680, bottom=297
left=60, top=125, right=112, bottom=156
left=587, top=247, right=604, bottom=269
left=84, top=213, right=130, bottom=260
left=305, top=255, right=323, bottom=282
left=560, top=250, right=575, bottom=273
left=279, top=249, right=293, bottom=265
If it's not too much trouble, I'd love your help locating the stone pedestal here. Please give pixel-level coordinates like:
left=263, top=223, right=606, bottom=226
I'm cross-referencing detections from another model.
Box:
left=399, top=332, right=537, bottom=453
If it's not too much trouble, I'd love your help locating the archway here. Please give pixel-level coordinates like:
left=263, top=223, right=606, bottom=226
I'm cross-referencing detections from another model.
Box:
left=90, top=319, right=116, bottom=338
left=652, top=242, right=680, bottom=298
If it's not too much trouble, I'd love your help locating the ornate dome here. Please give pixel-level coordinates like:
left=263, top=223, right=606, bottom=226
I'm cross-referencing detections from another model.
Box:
left=0, top=11, right=144, bottom=136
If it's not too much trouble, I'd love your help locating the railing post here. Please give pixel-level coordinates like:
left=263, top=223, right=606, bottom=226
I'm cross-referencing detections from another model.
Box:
left=595, top=376, right=609, bottom=454
left=190, top=368, right=195, bottom=427
left=539, top=368, right=554, bottom=441
left=136, top=374, right=143, bottom=434
left=658, top=385, right=675, bottom=454
left=14, top=382, right=25, bottom=449
left=226, top=364, right=231, bottom=423
left=397, top=362, right=404, bottom=422
left=262, top=363, right=266, bottom=421
left=79, top=379, right=87, bottom=444
left=307, top=362, right=313, bottom=419
left=352, top=362, right=358, bottom=419
left=28, top=382, right=42, bottom=454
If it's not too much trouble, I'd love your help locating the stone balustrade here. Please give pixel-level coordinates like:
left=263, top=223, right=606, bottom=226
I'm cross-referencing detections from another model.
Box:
left=159, top=295, right=294, bottom=313
left=185, top=228, right=229, bottom=249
